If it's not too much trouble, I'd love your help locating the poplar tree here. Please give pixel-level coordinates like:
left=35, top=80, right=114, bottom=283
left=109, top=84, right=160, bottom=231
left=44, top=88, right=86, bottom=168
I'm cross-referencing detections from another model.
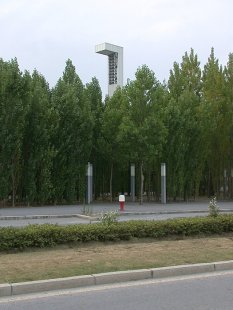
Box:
left=0, top=58, right=29, bottom=206
left=51, top=59, right=93, bottom=203
left=224, top=54, right=233, bottom=198
left=120, top=65, right=167, bottom=204
left=101, top=88, right=128, bottom=200
left=167, top=49, right=204, bottom=200
left=21, top=70, right=54, bottom=204
left=202, top=48, right=228, bottom=196
left=85, top=77, right=103, bottom=199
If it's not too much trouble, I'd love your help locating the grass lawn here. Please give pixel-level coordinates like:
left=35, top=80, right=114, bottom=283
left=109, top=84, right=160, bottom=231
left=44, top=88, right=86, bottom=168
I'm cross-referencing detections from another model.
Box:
left=1, top=234, right=233, bottom=283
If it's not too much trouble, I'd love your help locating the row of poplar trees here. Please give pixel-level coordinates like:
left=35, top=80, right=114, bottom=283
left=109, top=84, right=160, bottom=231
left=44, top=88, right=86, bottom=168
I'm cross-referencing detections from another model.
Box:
left=0, top=48, right=233, bottom=206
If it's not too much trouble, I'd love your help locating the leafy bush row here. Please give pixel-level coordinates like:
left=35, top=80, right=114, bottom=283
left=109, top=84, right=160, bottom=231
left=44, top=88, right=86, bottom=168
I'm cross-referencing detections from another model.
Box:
left=1, top=215, right=233, bottom=251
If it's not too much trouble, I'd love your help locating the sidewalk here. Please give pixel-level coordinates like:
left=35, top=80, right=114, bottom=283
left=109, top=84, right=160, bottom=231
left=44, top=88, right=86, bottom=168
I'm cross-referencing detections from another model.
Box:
left=0, top=201, right=233, bottom=220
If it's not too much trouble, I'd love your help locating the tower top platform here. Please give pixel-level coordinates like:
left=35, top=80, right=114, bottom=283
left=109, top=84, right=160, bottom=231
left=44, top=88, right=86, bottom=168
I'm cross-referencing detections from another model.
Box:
left=95, top=43, right=123, bottom=56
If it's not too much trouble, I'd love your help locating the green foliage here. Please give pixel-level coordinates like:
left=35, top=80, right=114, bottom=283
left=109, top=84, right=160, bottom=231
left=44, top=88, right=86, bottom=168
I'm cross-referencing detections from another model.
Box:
left=51, top=59, right=93, bottom=203
left=100, top=88, right=129, bottom=199
left=208, top=197, right=219, bottom=217
left=166, top=49, right=204, bottom=200
left=120, top=65, right=167, bottom=203
left=100, top=211, right=119, bottom=225
left=2, top=215, right=233, bottom=251
left=122, top=65, right=167, bottom=162
left=21, top=70, right=54, bottom=205
left=0, top=48, right=232, bottom=204
left=0, top=58, right=29, bottom=205
left=200, top=48, right=233, bottom=199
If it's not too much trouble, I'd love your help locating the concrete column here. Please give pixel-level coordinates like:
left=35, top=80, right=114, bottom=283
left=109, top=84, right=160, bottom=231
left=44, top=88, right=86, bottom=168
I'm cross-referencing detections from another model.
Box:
left=90, top=163, right=93, bottom=202
left=130, top=164, right=135, bottom=202
left=161, top=163, right=166, bottom=204
left=86, top=162, right=93, bottom=204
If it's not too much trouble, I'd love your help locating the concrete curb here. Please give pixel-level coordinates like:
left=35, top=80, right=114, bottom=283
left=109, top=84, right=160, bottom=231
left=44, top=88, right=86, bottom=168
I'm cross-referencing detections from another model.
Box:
left=93, top=269, right=152, bottom=285
left=120, top=209, right=233, bottom=216
left=0, top=284, right=11, bottom=297
left=11, top=275, right=95, bottom=296
left=1, top=261, right=233, bottom=297
left=0, top=214, right=99, bottom=221
left=151, top=263, right=215, bottom=278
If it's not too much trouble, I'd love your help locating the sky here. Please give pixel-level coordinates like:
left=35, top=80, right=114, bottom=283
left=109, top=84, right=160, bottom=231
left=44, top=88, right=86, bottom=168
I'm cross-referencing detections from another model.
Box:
left=1, top=0, right=233, bottom=96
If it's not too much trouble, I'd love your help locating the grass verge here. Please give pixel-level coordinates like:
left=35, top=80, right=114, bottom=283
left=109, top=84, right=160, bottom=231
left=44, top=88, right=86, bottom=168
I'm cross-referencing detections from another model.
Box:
left=1, top=234, right=233, bottom=283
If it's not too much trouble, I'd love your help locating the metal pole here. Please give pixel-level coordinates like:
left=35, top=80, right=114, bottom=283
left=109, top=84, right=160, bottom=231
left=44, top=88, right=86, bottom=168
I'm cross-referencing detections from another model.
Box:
left=90, top=163, right=93, bottom=203
left=161, top=163, right=166, bottom=204
left=86, top=162, right=93, bottom=204
left=131, top=164, right=135, bottom=202
left=224, top=169, right=227, bottom=199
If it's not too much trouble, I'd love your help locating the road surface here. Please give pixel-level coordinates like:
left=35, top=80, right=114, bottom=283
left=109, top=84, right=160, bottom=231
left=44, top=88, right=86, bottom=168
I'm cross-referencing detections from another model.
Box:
left=0, top=201, right=232, bottom=227
left=0, top=212, right=209, bottom=227
left=1, top=271, right=233, bottom=309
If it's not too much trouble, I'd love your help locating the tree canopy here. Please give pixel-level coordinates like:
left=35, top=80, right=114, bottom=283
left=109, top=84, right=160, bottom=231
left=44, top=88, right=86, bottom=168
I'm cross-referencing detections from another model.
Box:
left=0, top=48, right=232, bottom=205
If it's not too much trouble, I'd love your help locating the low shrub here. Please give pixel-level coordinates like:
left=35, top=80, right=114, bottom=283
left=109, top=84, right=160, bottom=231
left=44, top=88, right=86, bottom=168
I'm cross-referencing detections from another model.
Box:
left=100, top=211, right=119, bottom=225
left=208, top=197, right=220, bottom=217
left=1, top=215, right=233, bottom=251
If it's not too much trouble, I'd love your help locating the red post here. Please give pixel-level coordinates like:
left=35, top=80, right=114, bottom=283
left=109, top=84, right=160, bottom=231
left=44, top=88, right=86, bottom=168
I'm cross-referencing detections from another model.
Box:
left=119, top=194, right=125, bottom=211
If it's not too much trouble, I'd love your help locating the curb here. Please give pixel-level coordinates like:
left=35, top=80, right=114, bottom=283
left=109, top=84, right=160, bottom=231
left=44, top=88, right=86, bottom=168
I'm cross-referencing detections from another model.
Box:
left=0, top=214, right=99, bottom=221
left=1, top=261, right=233, bottom=297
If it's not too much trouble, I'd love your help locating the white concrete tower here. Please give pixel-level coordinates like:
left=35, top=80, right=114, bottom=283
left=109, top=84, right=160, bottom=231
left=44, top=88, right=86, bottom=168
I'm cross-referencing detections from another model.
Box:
left=95, top=43, right=123, bottom=97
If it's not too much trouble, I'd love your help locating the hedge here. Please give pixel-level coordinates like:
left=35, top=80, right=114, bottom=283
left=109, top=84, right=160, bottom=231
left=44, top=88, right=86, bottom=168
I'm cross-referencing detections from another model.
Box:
left=1, top=215, right=233, bottom=251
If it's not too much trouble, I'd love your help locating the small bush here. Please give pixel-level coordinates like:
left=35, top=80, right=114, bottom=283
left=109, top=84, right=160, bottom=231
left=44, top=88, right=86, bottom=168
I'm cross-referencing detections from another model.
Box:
left=1, top=215, right=233, bottom=251
left=208, top=197, right=219, bottom=217
left=100, top=211, right=119, bottom=225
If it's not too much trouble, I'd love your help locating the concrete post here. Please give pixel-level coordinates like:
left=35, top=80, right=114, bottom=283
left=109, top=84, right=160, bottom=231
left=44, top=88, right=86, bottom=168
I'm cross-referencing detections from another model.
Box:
left=86, top=162, right=93, bottom=204
left=161, top=163, right=166, bottom=204
left=131, top=164, right=135, bottom=202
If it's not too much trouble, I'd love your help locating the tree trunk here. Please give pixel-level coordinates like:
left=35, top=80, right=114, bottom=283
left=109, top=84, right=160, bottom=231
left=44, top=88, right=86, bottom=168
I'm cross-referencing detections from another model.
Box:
left=140, top=162, right=144, bottom=205
left=110, top=163, right=113, bottom=202
left=102, top=171, right=104, bottom=200
left=207, top=169, right=211, bottom=197
left=12, top=169, right=15, bottom=207
left=147, top=170, right=151, bottom=202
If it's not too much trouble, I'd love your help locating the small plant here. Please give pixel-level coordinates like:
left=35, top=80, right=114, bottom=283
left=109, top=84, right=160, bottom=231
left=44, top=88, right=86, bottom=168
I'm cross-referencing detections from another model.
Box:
left=208, top=197, right=219, bottom=217
left=100, top=211, right=119, bottom=225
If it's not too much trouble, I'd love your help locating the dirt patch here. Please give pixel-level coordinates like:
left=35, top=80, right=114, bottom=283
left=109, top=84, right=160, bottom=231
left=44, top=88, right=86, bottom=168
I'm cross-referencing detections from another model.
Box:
left=1, top=235, right=233, bottom=283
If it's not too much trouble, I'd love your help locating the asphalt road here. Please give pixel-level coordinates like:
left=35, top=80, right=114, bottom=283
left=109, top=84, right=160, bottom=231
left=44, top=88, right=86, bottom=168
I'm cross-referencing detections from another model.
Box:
left=0, top=212, right=209, bottom=227
left=0, top=201, right=232, bottom=227
left=1, top=201, right=233, bottom=215
left=1, top=271, right=233, bottom=309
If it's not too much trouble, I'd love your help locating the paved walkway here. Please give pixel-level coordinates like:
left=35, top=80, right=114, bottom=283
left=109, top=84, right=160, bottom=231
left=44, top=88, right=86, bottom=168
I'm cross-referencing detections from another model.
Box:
left=0, top=201, right=232, bottom=219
